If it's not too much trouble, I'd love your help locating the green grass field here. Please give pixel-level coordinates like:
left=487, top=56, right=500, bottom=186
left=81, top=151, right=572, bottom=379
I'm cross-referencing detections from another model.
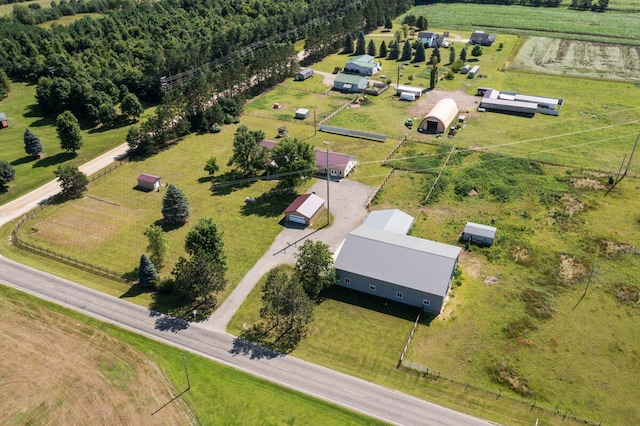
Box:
left=0, top=285, right=386, bottom=425
left=0, top=82, right=153, bottom=204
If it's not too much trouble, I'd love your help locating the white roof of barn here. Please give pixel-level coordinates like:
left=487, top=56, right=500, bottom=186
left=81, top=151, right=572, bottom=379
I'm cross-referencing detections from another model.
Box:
left=363, top=209, right=414, bottom=235
left=425, top=98, right=459, bottom=129
left=334, top=225, right=461, bottom=297
left=463, top=222, right=497, bottom=239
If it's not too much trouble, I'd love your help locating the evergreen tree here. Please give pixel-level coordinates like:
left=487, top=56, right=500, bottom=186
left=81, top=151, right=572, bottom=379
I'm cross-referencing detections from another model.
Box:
left=355, top=31, right=366, bottom=55
left=367, top=39, right=377, bottom=57
left=379, top=40, right=388, bottom=58
left=138, top=254, right=159, bottom=288
left=162, top=184, right=190, bottom=225
left=430, top=64, right=438, bottom=89
left=384, top=16, right=393, bottom=30
left=460, top=47, right=468, bottom=62
left=416, top=16, right=428, bottom=31
left=56, top=111, right=83, bottom=154
left=0, top=160, right=16, bottom=190
left=449, top=45, right=456, bottom=65
left=401, top=40, right=413, bottom=61
left=343, top=33, right=354, bottom=54
left=433, top=45, right=441, bottom=63
left=413, top=42, right=426, bottom=63
left=388, top=41, right=400, bottom=60
left=24, top=128, right=44, bottom=158
left=471, top=45, right=483, bottom=58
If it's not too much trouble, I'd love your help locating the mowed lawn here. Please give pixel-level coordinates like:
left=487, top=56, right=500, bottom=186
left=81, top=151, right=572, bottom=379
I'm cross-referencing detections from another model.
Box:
left=0, top=81, right=149, bottom=204
left=0, top=285, right=387, bottom=426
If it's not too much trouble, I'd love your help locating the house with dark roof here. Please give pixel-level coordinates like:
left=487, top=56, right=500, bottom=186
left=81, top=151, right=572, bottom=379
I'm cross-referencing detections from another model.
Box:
left=284, top=193, right=325, bottom=226
left=315, top=149, right=356, bottom=179
left=469, top=30, right=496, bottom=46
left=333, top=73, right=368, bottom=93
left=334, top=209, right=461, bottom=314
left=137, top=174, right=162, bottom=191
left=344, top=54, right=381, bottom=76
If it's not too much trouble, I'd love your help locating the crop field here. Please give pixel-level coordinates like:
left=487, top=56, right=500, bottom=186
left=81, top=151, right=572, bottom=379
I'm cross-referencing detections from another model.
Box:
left=0, top=286, right=387, bottom=425
left=510, top=36, right=640, bottom=82
left=407, top=4, right=640, bottom=44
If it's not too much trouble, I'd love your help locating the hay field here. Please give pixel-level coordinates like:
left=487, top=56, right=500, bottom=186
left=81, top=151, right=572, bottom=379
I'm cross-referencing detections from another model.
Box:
left=0, top=292, right=193, bottom=425
left=511, top=37, right=640, bottom=82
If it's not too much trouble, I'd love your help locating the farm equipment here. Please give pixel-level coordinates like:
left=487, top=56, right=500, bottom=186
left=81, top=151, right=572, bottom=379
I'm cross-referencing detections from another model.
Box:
left=404, top=118, right=413, bottom=128
left=277, top=126, right=289, bottom=138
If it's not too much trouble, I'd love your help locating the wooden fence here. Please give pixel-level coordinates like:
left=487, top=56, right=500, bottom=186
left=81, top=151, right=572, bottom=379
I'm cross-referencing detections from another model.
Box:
left=397, top=310, right=422, bottom=368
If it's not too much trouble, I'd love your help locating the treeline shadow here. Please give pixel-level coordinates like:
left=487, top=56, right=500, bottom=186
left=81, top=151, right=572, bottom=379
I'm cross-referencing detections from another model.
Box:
left=209, top=170, right=254, bottom=196
left=240, top=190, right=297, bottom=218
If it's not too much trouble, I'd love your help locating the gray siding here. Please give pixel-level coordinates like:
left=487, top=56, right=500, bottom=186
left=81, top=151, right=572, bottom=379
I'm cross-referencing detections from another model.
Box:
left=336, top=270, right=446, bottom=314
left=461, top=232, right=493, bottom=246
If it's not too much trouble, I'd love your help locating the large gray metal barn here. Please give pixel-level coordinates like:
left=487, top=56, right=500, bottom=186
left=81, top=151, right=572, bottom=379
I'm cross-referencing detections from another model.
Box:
left=334, top=210, right=461, bottom=314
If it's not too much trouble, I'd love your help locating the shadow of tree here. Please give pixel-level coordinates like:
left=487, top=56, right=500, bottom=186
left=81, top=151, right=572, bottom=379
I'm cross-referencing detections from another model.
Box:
left=210, top=170, right=254, bottom=196
left=236, top=322, right=306, bottom=354
left=240, top=190, right=297, bottom=218
left=153, top=314, right=190, bottom=332
left=120, top=283, right=152, bottom=299
left=229, top=334, right=284, bottom=360
left=153, top=218, right=188, bottom=232
left=11, top=155, right=38, bottom=166
left=33, top=152, right=76, bottom=168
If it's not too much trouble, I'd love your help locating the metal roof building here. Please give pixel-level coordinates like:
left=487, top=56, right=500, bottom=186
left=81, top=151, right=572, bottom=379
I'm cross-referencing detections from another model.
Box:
left=418, top=98, right=460, bottom=134
left=461, top=222, right=497, bottom=247
left=363, top=209, right=414, bottom=235
left=334, top=211, right=461, bottom=314
left=284, top=193, right=325, bottom=226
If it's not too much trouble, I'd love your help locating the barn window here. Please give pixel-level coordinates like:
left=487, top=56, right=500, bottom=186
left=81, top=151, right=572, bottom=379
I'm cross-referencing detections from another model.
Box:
left=369, top=284, right=376, bottom=291
left=344, top=277, right=351, bottom=284
left=396, top=292, right=403, bottom=299
left=422, top=299, right=430, bottom=306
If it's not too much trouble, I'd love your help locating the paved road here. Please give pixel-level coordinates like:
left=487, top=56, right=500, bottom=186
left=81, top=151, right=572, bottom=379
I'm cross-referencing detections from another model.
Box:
left=0, top=142, right=493, bottom=425
left=0, top=256, right=491, bottom=426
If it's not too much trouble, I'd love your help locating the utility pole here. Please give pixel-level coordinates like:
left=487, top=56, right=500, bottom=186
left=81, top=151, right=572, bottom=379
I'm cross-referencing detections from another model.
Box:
left=324, top=142, right=330, bottom=225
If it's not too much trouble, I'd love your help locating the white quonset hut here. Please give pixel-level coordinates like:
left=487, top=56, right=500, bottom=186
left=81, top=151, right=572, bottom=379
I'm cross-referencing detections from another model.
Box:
left=295, top=68, right=314, bottom=81
left=284, top=193, right=325, bottom=226
left=418, top=98, right=459, bottom=134
left=334, top=210, right=462, bottom=314
left=460, top=222, right=497, bottom=247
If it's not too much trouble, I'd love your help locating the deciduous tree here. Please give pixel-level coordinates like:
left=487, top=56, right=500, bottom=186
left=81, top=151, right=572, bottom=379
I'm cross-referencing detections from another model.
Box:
left=54, top=164, right=88, bottom=199
left=0, top=68, right=10, bottom=100
left=56, top=110, right=83, bottom=154
left=144, top=224, right=169, bottom=267
left=416, top=16, right=428, bottom=31
left=138, top=254, right=159, bottom=288
left=0, top=160, right=16, bottom=190
left=120, top=92, right=143, bottom=119
left=270, top=137, right=315, bottom=190
left=227, top=125, right=267, bottom=176
left=24, top=128, right=44, bottom=158
left=162, top=184, right=190, bottom=225
left=172, top=252, right=226, bottom=307
left=204, top=157, right=219, bottom=177
left=294, top=240, right=337, bottom=300
left=471, top=45, right=483, bottom=58
left=184, top=217, right=226, bottom=268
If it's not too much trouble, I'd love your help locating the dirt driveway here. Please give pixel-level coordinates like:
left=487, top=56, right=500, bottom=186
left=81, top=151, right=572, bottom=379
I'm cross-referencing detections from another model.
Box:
left=203, top=178, right=376, bottom=330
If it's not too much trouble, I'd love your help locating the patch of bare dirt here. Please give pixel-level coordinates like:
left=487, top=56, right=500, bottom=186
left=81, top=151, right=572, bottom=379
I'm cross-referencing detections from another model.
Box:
left=484, top=275, right=501, bottom=285
left=602, top=240, right=640, bottom=257
left=512, top=245, right=531, bottom=264
left=570, top=178, right=607, bottom=190
left=408, top=89, right=480, bottom=120
left=560, top=193, right=584, bottom=216
left=556, top=254, right=589, bottom=286
left=0, top=298, right=194, bottom=426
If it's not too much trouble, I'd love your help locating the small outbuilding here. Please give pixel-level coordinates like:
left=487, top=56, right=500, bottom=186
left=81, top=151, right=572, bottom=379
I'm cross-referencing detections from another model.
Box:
left=460, top=222, right=497, bottom=247
left=396, top=85, right=424, bottom=99
left=284, top=193, right=325, bottom=226
left=295, top=68, right=314, bottom=81
left=418, top=98, right=459, bottom=134
left=333, top=73, right=368, bottom=93
left=137, top=174, right=162, bottom=191
left=0, top=112, right=9, bottom=129
left=295, top=108, right=310, bottom=119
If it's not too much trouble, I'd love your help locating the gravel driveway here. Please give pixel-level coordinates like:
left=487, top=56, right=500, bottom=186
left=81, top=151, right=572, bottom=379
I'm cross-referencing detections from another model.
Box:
left=203, top=178, right=376, bottom=331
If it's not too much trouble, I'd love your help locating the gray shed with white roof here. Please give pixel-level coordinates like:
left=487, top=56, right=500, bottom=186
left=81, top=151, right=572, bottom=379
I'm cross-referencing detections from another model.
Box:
left=334, top=212, right=461, bottom=314
left=460, top=222, right=496, bottom=247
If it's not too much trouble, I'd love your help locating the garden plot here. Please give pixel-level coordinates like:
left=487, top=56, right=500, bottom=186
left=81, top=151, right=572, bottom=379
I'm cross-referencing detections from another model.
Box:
left=511, top=37, right=640, bottom=82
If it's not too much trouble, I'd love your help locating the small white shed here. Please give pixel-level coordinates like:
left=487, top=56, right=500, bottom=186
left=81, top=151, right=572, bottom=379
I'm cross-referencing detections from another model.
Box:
left=295, top=108, right=310, bottom=119
left=460, top=222, right=496, bottom=247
